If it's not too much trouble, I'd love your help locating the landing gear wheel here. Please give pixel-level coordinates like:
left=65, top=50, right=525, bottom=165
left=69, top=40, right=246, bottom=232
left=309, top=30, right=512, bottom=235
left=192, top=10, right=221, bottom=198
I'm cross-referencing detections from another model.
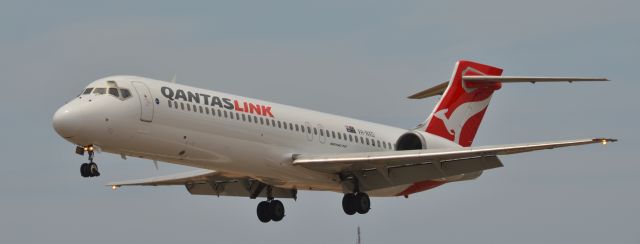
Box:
left=80, top=163, right=89, bottom=177
left=342, top=193, right=357, bottom=215
left=355, top=193, right=370, bottom=214
left=88, top=162, right=100, bottom=177
left=269, top=200, right=285, bottom=222
left=257, top=201, right=271, bottom=223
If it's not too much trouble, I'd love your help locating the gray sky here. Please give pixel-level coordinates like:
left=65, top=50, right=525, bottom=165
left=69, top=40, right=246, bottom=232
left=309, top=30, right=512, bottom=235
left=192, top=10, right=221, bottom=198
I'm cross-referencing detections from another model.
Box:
left=1, top=1, right=638, bottom=243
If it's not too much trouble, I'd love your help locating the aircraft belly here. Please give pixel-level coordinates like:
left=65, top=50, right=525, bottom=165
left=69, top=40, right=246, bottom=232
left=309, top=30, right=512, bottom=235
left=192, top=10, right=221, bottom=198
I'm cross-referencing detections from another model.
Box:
left=119, top=122, right=341, bottom=191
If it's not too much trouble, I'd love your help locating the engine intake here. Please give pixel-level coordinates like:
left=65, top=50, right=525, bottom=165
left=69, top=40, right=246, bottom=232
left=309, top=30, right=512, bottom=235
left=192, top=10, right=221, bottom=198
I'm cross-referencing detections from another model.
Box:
left=395, top=131, right=427, bottom=150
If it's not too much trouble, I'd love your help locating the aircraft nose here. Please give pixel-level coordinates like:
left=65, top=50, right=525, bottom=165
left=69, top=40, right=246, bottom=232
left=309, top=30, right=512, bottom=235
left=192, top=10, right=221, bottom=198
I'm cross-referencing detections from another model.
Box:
left=53, top=105, right=81, bottom=138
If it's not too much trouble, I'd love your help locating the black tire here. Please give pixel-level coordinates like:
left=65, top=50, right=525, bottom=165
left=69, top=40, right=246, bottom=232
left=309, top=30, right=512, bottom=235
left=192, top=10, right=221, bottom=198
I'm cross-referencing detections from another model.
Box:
left=257, top=201, right=271, bottom=223
left=80, top=163, right=88, bottom=177
left=342, top=194, right=357, bottom=215
left=355, top=193, right=370, bottom=214
left=269, top=200, right=285, bottom=222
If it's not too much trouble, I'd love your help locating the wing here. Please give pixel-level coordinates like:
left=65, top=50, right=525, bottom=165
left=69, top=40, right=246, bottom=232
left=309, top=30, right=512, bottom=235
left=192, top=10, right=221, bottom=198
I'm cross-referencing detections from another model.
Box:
left=108, top=170, right=222, bottom=186
left=108, top=170, right=297, bottom=199
left=294, top=138, right=616, bottom=177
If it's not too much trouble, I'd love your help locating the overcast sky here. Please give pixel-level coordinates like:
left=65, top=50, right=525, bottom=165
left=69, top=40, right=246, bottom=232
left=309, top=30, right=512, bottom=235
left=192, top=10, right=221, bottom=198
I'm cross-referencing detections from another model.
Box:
left=1, top=1, right=638, bottom=243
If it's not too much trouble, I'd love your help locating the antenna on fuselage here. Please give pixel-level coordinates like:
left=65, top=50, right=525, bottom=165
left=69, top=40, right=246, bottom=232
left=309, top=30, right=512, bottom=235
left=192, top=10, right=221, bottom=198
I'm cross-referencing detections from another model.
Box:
left=171, top=74, right=177, bottom=83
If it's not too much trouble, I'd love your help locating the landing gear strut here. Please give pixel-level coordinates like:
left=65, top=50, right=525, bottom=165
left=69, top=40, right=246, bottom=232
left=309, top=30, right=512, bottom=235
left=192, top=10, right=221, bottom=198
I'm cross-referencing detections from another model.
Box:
left=342, top=192, right=370, bottom=215
left=256, top=199, right=285, bottom=223
left=78, top=145, right=100, bottom=178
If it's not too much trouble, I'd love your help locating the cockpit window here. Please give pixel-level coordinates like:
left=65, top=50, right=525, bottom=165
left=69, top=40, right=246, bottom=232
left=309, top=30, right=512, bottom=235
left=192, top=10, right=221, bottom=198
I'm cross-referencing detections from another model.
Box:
left=82, top=88, right=93, bottom=95
left=108, top=88, right=119, bottom=97
left=121, top=89, right=131, bottom=99
left=93, top=88, right=107, bottom=94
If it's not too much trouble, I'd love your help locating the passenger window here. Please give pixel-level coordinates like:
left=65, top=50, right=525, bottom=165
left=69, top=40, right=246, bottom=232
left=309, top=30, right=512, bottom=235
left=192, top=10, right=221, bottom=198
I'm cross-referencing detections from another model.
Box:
left=121, top=89, right=132, bottom=98
left=206, top=107, right=210, bottom=114
left=361, top=137, right=365, bottom=144
left=377, top=140, right=381, bottom=147
left=337, top=133, right=342, bottom=140
left=354, top=136, right=358, bottom=143
left=272, top=120, right=276, bottom=127
left=174, top=101, right=178, bottom=108
left=260, top=117, right=264, bottom=125
left=332, top=131, right=336, bottom=138
left=180, top=103, right=184, bottom=110
left=294, top=124, right=299, bottom=131
left=248, top=116, right=252, bottom=122
left=230, top=112, right=234, bottom=119
left=168, top=100, right=172, bottom=108
left=366, top=138, right=370, bottom=145
left=83, top=88, right=93, bottom=95
left=93, top=88, right=106, bottom=94
left=108, top=88, right=119, bottom=97
left=314, top=128, right=317, bottom=135
left=224, top=110, right=228, bottom=118
left=187, top=104, right=191, bottom=111
left=320, top=130, right=324, bottom=136
left=254, top=116, right=258, bottom=123
left=242, top=114, right=246, bottom=121
left=199, top=106, right=203, bottom=113
left=278, top=121, right=282, bottom=128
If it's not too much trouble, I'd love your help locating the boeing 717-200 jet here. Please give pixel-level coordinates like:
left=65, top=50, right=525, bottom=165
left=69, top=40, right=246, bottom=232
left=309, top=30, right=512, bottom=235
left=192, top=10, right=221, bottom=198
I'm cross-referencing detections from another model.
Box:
left=52, top=60, right=616, bottom=222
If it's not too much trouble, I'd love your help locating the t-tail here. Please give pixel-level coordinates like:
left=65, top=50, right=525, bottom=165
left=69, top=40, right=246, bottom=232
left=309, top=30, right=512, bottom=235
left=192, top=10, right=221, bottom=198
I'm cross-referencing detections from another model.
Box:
left=409, top=60, right=608, bottom=147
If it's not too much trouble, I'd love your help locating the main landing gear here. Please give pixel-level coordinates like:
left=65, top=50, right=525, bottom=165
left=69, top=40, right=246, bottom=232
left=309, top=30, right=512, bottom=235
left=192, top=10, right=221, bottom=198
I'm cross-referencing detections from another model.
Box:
left=342, top=192, right=370, bottom=215
left=77, top=145, right=100, bottom=178
left=256, top=199, right=285, bottom=223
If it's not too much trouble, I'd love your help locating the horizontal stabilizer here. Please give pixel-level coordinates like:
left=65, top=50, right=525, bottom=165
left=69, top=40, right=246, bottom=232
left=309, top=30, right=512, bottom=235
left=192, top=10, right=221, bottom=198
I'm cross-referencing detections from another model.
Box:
left=463, top=76, right=608, bottom=83
left=407, top=81, right=449, bottom=99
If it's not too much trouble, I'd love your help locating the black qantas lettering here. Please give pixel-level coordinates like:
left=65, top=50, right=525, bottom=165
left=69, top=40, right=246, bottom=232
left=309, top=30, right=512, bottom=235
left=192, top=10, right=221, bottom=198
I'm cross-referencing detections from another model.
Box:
left=160, top=86, right=274, bottom=117
left=199, top=93, right=211, bottom=105
left=161, top=87, right=174, bottom=100
left=222, top=98, right=234, bottom=110
left=211, top=96, right=223, bottom=108
left=175, top=89, right=187, bottom=101
left=187, top=91, right=200, bottom=103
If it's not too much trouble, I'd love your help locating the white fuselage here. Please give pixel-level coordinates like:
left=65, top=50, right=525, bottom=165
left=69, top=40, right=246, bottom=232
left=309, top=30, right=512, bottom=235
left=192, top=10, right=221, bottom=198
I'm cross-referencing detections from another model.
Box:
left=53, top=76, right=459, bottom=196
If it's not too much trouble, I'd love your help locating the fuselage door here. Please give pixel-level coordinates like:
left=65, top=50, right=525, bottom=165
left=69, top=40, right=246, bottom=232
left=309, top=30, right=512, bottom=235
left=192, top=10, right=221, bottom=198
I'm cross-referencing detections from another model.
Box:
left=131, top=81, right=154, bottom=122
left=304, top=121, right=313, bottom=142
left=317, top=123, right=326, bottom=144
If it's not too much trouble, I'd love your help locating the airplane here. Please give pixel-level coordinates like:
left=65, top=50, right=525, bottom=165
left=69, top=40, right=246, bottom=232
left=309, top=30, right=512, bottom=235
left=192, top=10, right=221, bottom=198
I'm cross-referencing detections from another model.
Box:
left=52, top=60, right=616, bottom=223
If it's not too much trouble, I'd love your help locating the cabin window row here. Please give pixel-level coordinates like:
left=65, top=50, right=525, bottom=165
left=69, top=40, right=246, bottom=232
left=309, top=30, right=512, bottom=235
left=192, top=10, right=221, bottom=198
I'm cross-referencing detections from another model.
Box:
left=167, top=100, right=395, bottom=150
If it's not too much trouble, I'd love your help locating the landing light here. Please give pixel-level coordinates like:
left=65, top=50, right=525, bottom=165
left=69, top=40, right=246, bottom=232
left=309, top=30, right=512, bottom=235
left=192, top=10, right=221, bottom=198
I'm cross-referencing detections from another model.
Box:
left=112, top=185, right=119, bottom=190
left=602, top=139, right=608, bottom=145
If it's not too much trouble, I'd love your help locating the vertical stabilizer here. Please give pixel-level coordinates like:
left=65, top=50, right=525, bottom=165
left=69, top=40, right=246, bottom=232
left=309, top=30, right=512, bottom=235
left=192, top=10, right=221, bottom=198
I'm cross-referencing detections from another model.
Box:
left=423, top=60, right=503, bottom=147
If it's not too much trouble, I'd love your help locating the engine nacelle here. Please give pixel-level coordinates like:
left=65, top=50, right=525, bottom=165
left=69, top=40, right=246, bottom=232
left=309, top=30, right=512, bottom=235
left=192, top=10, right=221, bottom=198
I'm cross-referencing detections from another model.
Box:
left=395, top=130, right=458, bottom=151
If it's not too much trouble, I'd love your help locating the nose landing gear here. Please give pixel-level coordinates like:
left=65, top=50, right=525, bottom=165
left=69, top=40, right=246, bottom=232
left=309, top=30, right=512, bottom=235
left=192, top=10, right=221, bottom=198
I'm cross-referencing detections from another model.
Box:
left=77, top=146, right=100, bottom=178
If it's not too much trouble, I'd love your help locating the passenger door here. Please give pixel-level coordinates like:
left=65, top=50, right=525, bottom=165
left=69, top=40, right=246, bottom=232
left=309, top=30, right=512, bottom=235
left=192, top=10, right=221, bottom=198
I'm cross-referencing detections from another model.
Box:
left=132, top=81, right=154, bottom=122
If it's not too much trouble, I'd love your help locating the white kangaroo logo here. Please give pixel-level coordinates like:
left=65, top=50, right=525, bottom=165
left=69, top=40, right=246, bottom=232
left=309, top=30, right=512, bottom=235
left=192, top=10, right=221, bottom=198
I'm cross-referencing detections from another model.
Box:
left=433, top=96, right=492, bottom=144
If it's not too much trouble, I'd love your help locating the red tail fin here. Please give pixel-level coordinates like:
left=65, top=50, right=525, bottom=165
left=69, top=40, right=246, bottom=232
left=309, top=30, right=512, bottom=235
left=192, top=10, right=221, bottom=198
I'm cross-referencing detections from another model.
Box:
left=424, top=60, right=503, bottom=147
